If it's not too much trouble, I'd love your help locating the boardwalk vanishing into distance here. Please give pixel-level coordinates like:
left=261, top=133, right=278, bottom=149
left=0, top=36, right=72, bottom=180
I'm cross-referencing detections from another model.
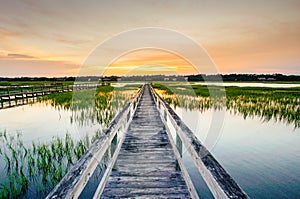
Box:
left=47, top=84, right=249, bottom=199
left=101, top=85, right=191, bottom=198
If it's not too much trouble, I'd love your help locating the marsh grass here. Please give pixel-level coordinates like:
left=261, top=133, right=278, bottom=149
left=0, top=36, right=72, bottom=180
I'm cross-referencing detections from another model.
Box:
left=0, top=130, right=101, bottom=198
left=40, top=85, right=138, bottom=126
left=154, top=83, right=300, bottom=128
left=0, top=81, right=74, bottom=87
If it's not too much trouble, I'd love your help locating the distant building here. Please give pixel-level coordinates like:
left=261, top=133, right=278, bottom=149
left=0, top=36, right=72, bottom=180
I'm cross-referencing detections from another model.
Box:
left=258, top=77, right=266, bottom=81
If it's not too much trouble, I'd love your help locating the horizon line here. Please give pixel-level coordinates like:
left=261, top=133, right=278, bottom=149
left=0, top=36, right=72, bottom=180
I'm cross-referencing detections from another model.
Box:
left=0, top=73, right=300, bottom=79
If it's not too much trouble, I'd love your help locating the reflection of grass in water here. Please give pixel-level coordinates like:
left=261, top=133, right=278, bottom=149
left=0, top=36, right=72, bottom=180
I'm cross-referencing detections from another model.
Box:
left=40, top=85, right=139, bottom=126
left=40, top=85, right=138, bottom=127
left=154, top=83, right=300, bottom=128
left=0, top=130, right=100, bottom=198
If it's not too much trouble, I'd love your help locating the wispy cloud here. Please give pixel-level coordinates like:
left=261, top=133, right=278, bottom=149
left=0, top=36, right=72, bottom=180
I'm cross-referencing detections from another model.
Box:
left=7, top=53, right=36, bottom=59
left=56, top=38, right=92, bottom=46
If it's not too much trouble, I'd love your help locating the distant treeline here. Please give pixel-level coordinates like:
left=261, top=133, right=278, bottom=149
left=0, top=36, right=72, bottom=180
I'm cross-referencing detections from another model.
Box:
left=0, top=76, right=118, bottom=82
left=0, top=74, right=299, bottom=82
left=0, top=77, right=76, bottom=82
left=187, top=74, right=300, bottom=81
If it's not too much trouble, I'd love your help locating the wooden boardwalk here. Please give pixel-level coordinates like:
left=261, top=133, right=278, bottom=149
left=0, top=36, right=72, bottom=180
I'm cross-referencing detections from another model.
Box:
left=101, top=85, right=191, bottom=198
left=46, top=83, right=249, bottom=199
left=0, top=84, right=98, bottom=109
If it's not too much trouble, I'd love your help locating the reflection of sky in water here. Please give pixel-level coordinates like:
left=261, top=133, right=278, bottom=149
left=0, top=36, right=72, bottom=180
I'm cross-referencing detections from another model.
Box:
left=0, top=102, right=103, bottom=145
left=174, top=106, right=300, bottom=198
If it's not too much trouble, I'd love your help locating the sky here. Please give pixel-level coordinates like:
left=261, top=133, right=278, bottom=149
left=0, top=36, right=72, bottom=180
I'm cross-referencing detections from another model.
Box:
left=0, top=0, right=299, bottom=77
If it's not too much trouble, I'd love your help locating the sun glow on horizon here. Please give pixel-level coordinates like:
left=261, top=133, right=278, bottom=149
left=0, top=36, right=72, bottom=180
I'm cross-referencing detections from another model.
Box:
left=102, top=49, right=198, bottom=76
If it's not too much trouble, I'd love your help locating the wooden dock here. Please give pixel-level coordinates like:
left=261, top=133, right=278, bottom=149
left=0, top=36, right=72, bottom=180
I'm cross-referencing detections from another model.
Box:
left=0, top=84, right=98, bottom=109
left=46, top=84, right=249, bottom=199
left=101, top=84, right=191, bottom=198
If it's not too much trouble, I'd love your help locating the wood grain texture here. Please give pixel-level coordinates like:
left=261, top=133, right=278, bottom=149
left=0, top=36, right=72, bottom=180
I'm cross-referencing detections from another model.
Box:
left=101, top=85, right=191, bottom=198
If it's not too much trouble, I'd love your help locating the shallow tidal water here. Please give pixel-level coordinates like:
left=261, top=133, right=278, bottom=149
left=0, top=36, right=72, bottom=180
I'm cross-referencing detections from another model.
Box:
left=174, top=106, right=300, bottom=198
left=0, top=102, right=103, bottom=145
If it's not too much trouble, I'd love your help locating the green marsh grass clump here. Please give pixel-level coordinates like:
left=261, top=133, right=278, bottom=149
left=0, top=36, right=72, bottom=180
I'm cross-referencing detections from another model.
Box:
left=96, top=85, right=114, bottom=93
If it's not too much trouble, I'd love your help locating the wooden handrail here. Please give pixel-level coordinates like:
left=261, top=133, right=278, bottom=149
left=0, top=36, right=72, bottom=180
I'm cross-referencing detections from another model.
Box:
left=0, top=84, right=99, bottom=97
left=150, top=85, right=249, bottom=199
left=46, top=85, right=145, bottom=199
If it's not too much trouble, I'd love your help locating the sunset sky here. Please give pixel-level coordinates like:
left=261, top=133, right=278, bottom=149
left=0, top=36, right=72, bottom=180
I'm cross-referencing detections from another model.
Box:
left=0, top=0, right=299, bottom=77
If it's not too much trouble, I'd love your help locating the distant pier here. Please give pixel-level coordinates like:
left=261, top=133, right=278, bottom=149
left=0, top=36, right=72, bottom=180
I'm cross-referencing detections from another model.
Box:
left=0, top=84, right=98, bottom=109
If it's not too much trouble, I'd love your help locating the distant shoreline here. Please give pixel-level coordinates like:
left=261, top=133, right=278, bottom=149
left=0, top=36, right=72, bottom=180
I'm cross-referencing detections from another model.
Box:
left=1, top=73, right=300, bottom=83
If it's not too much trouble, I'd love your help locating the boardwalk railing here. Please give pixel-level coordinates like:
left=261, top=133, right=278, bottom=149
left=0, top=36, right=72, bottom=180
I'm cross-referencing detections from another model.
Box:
left=46, top=85, right=145, bottom=199
left=0, top=84, right=99, bottom=109
left=150, top=85, right=249, bottom=199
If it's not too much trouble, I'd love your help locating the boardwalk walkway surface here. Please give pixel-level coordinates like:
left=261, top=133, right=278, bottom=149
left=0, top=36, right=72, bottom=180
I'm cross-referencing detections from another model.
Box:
left=101, top=84, right=191, bottom=198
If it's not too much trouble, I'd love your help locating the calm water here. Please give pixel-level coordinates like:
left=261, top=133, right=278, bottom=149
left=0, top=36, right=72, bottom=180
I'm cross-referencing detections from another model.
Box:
left=174, top=107, right=300, bottom=198
left=0, top=84, right=299, bottom=198
left=0, top=102, right=103, bottom=145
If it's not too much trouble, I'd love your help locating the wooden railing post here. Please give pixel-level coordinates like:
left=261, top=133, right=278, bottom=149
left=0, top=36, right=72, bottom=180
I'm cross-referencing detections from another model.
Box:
left=176, top=134, right=183, bottom=157
left=111, top=134, right=117, bottom=156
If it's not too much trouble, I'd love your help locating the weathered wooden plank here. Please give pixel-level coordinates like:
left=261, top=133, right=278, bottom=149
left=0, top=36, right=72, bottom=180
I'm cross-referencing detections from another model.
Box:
left=116, top=165, right=177, bottom=171
left=120, top=148, right=174, bottom=153
left=101, top=193, right=191, bottom=199
left=105, top=181, right=188, bottom=189
left=121, top=144, right=172, bottom=149
left=102, top=187, right=191, bottom=198
left=128, top=194, right=191, bottom=198
left=109, top=172, right=187, bottom=179
left=107, top=175, right=185, bottom=182
left=115, top=166, right=177, bottom=172
left=117, top=154, right=175, bottom=160
left=115, top=159, right=175, bottom=164
left=109, top=170, right=184, bottom=177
